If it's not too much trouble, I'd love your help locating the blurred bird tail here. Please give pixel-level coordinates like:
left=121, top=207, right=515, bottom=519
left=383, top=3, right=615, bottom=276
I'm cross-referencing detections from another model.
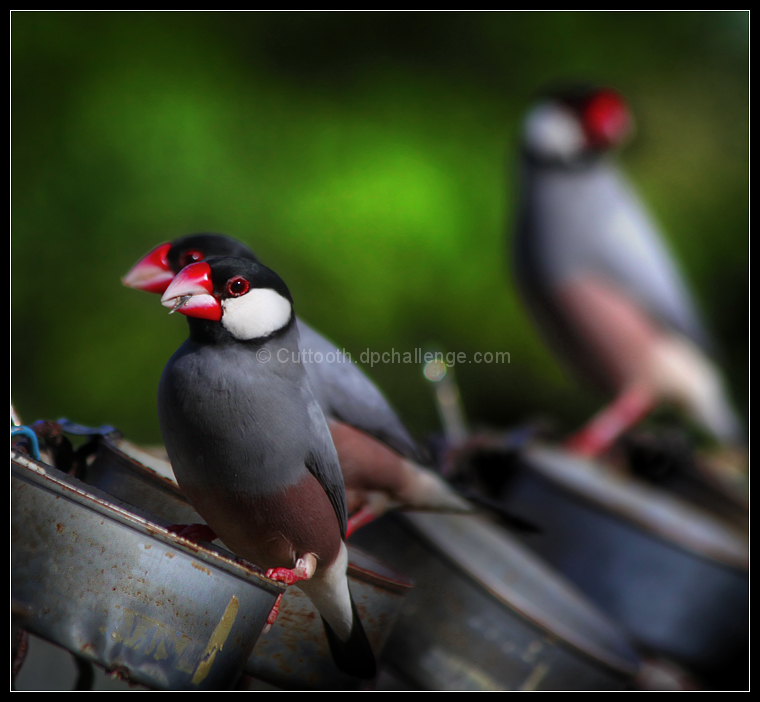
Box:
left=656, top=336, right=745, bottom=447
left=451, top=488, right=542, bottom=534
left=691, top=388, right=744, bottom=448
left=398, top=460, right=474, bottom=513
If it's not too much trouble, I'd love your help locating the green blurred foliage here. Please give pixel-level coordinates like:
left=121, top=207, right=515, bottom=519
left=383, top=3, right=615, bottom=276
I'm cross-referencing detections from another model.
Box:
left=11, top=11, right=748, bottom=444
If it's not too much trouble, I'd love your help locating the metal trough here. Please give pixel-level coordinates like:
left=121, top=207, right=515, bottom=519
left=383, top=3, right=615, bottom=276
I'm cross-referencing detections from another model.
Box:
left=349, top=511, right=641, bottom=690
left=72, top=429, right=412, bottom=689
left=465, top=443, right=749, bottom=686
left=12, top=448, right=280, bottom=690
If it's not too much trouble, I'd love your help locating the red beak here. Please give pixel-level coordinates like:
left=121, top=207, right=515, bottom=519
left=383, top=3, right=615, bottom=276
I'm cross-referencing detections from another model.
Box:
left=161, top=261, right=222, bottom=321
left=583, top=89, right=632, bottom=149
left=122, top=242, right=175, bottom=294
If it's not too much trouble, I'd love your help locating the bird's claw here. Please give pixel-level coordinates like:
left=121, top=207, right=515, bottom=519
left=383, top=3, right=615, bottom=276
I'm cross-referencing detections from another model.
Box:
left=265, top=554, right=316, bottom=584
left=265, top=567, right=300, bottom=585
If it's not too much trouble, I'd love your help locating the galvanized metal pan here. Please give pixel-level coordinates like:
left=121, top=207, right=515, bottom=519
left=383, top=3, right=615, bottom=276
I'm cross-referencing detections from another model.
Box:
left=348, top=510, right=641, bottom=690
left=465, top=443, right=748, bottom=687
left=12, top=449, right=281, bottom=690
left=71, top=430, right=412, bottom=689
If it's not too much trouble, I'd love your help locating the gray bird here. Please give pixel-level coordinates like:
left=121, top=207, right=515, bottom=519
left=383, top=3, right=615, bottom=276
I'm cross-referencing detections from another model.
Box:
left=124, top=233, right=471, bottom=533
left=157, top=256, right=376, bottom=678
left=513, top=86, right=741, bottom=456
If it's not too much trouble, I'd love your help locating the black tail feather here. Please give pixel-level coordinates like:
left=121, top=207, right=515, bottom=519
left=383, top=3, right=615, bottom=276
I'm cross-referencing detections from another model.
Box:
left=321, top=594, right=377, bottom=680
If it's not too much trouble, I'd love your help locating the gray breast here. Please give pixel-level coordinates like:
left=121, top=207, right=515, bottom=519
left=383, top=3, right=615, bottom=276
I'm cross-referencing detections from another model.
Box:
left=158, top=332, right=317, bottom=499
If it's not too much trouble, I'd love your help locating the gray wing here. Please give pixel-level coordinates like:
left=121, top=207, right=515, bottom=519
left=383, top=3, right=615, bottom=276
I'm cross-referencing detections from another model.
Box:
left=302, top=389, right=349, bottom=538
left=297, top=319, right=426, bottom=462
left=520, top=161, right=713, bottom=352
left=305, top=397, right=348, bottom=539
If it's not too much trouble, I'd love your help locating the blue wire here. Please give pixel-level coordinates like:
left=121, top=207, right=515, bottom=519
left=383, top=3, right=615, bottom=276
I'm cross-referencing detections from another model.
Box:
left=11, top=426, right=40, bottom=461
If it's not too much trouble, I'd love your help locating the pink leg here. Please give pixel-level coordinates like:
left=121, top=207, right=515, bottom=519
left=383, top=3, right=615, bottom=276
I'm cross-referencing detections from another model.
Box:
left=565, top=387, right=655, bottom=458
left=263, top=593, right=284, bottom=634
left=346, top=505, right=380, bottom=538
left=263, top=554, right=317, bottom=631
left=167, top=523, right=217, bottom=542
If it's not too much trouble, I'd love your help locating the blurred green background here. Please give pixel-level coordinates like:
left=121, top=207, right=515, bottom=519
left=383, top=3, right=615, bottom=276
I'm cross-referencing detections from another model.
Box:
left=11, top=11, right=748, bottom=446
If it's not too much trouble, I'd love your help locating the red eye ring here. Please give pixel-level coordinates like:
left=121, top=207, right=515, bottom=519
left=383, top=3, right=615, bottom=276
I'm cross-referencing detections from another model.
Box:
left=226, top=276, right=250, bottom=297
left=179, top=249, right=205, bottom=268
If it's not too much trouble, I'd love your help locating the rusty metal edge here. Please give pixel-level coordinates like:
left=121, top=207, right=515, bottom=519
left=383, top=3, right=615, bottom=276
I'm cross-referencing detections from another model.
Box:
left=97, top=436, right=414, bottom=595
left=11, top=448, right=284, bottom=596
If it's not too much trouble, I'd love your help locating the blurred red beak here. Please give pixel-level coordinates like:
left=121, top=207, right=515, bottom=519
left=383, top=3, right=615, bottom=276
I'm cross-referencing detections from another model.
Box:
left=122, top=242, right=175, bottom=294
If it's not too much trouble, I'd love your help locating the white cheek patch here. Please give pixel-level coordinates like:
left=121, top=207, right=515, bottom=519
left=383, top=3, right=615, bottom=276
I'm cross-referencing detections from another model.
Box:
left=524, top=103, right=585, bottom=161
left=221, top=287, right=292, bottom=340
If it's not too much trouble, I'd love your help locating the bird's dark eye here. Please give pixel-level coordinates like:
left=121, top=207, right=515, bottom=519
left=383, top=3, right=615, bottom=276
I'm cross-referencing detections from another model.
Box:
left=226, top=276, right=250, bottom=297
left=179, top=249, right=205, bottom=268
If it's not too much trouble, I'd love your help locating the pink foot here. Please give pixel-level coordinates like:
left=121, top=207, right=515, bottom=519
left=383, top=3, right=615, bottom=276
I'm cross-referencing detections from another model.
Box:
left=167, top=523, right=217, bottom=542
left=265, top=554, right=317, bottom=585
left=265, top=567, right=305, bottom=585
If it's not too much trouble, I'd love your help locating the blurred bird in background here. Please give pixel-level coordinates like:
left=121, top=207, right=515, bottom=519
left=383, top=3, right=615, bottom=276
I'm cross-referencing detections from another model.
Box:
left=512, top=85, right=744, bottom=459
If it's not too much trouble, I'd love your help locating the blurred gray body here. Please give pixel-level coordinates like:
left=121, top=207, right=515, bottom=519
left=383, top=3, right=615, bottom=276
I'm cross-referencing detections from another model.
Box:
left=514, top=156, right=712, bottom=390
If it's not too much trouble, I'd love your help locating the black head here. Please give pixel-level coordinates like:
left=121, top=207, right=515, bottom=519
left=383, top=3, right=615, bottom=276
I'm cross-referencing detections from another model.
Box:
left=166, top=233, right=261, bottom=274
left=161, top=256, right=294, bottom=344
left=123, top=233, right=261, bottom=295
